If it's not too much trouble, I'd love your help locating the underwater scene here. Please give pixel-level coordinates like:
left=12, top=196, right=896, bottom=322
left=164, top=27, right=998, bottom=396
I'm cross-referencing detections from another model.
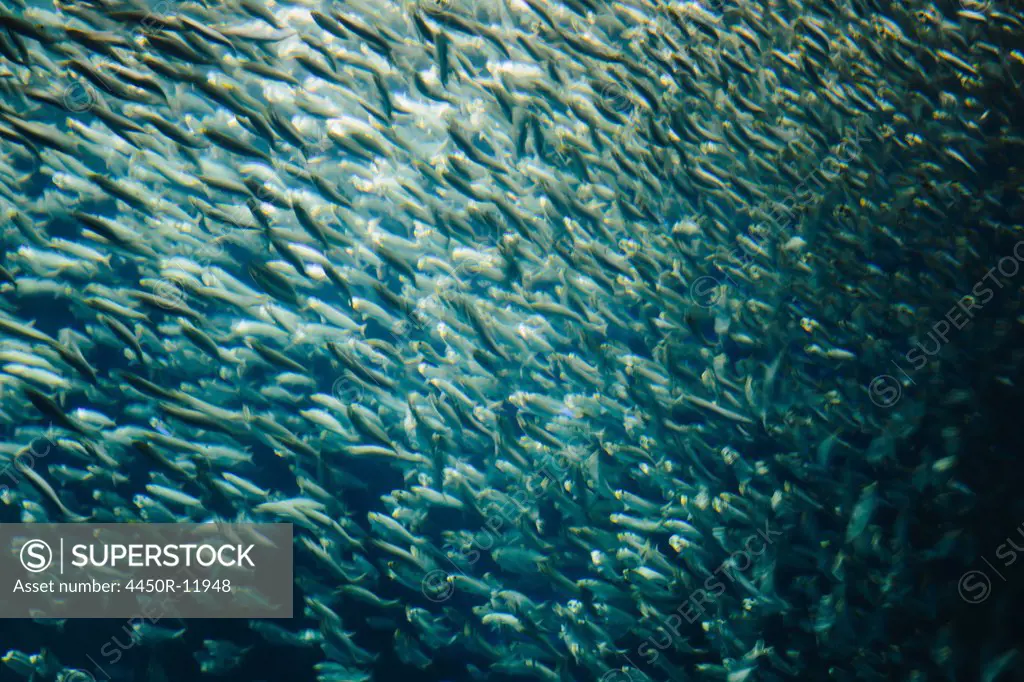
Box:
left=0, top=0, right=1022, bottom=679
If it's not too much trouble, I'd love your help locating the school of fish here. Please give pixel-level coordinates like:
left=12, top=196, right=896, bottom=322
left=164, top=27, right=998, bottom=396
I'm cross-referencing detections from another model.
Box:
left=0, top=0, right=1022, bottom=679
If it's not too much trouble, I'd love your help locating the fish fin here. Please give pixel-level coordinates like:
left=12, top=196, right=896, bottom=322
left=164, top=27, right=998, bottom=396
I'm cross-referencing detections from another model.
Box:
left=555, top=658, right=572, bottom=682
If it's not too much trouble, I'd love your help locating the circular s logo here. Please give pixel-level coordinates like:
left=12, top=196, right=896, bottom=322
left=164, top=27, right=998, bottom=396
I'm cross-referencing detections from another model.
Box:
left=867, top=374, right=902, bottom=408
left=420, top=570, right=454, bottom=603
left=20, top=539, right=52, bottom=572
left=958, top=570, right=991, bottom=604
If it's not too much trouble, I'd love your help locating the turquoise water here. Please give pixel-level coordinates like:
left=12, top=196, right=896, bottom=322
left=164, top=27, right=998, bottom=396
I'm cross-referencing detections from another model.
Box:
left=1, top=0, right=1023, bottom=680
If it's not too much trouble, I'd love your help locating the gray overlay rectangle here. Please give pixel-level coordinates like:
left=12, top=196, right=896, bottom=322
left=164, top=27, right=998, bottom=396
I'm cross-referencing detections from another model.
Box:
left=0, top=523, right=292, bottom=618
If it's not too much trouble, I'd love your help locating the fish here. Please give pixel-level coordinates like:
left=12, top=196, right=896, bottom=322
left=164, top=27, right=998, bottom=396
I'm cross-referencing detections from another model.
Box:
left=11, top=445, right=90, bottom=522
left=0, top=0, right=1017, bottom=680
